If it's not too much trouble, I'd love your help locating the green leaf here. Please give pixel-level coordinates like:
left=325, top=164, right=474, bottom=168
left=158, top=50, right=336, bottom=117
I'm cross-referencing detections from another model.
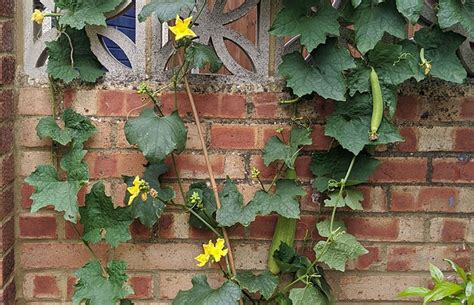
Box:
left=173, top=275, right=241, bottom=305
left=263, top=128, right=312, bottom=169
left=324, top=188, right=364, bottom=210
left=278, top=39, right=355, bottom=100
left=185, top=42, right=223, bottom=73
left=59, top=0, right=123, bottom=29
left=138, top=0, right=195, bottom=22
left=347, top=60, right=371, bottom=97
left=273, top=242, right=312, bottom=273
left=316, top=219, right=346, bottom=238
left=289, top=286, right=326, bottom=305
left=186, top=182, right=218, bottom=230
left=72, top=260, right=133, bottom=305
left=270, top=0, right=340, bottom=52
left=80, top=182, right=133, bottom=247
left=235, top=271, right=279, bottom=300
left=396, top=0, right=424, bottom=23
left=414, top=27, right=467, bottom=83
left=25, top=165, right=82, bottom=223
left=37, top=108, right=96, bottom=145
left=123, top=163, right=175, bottom=228
left=314, top=232, right=368, bottom=271
left=352, top=0, right=362, bottom=8
left=251, top=179, right=306, bottom=219
left=430, top=263, right=445, bottom=283
left=125, top=109, right=187, bottom=163
left=216, top=178, right=255, bottom=227
left=444, top=259, right=468, bottom=283
left=424, top=282, right=464, bottom=303
left=47, top=29, right=104, bottom=83
left=351, top=0, right=406, bottom=53
left=399, top=287, right=431, bottom=297
left=310, top=146, right=381, bottom=193
left=437, top=0, right=474, bottom=38
left=120, top=300, right=134, bottom=305
left=325, top=93, right=404, bottom=155
left=60, top=143, right=89, bottom=182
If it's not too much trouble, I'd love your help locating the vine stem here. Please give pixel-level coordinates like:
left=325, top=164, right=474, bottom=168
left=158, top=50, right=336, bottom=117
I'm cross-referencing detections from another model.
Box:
left=182, top=76, right=241, bottom=303
left=281, top=155, right=357, bottom=293
left=71, top=224, right=108, bottom=278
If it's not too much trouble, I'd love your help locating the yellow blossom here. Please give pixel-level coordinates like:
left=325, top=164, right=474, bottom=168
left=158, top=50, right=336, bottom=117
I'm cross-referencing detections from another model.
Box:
left=31, top=9, right=45, bottom=25
left=195, top=238, right=228, bottom=267
left=169, top=15, right=196, bottom=41
left=127, top=176, right=146, bottom=205
left=251, top=167, right=260, bottom=179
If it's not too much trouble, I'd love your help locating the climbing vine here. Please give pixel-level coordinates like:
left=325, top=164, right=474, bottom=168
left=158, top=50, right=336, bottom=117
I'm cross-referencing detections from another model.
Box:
left=27, top=0, right=472, bottom=304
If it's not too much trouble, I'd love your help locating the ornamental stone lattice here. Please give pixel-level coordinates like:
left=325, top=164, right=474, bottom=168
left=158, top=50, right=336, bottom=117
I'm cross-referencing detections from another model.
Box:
left=21, top=0, right=473, bottom=83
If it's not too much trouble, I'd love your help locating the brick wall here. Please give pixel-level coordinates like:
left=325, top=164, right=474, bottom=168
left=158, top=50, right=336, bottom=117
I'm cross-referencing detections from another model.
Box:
left=0, top=0, right=15, bottom=304
left=14, top=81, right=473, bottom=304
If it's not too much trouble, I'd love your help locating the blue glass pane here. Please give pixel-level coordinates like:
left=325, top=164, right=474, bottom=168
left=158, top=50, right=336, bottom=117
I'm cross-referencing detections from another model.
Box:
left=103, top=4, right=136, bottom=68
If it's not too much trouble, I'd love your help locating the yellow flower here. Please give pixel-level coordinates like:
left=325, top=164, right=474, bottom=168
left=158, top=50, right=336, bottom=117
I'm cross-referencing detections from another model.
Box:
left=251, top=167, right=260, bottom=179
left=195, top=238, right=228, bottom=267
left=127, top=176, right=145, bottom=205
left=31, top=9, right=45, bottom=25
left=169, top=15, right=197, bottom=41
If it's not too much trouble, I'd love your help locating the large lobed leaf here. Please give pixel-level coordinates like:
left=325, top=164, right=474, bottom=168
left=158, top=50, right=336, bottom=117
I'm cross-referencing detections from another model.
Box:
left=278, top=39, right=355, bottom=100
left=138, top=0, right=195, bottom=22
left=72, top=260, right=133, bottom=305
left=25, top=165, right=82, bottom=223
left=123, top=163, right=175, bottom=228
left=235, top=271, right=279, bottom=300
left=263, top=128, right=312, bottom=169
left=289, top=286, right=326, bottom=305
left=80, top=182, right=133, bottom=247
left=437, top=0, right=474, bottom=39
left=58, top=0, right=124, bottom=29
left=125, top=109, right=187, bottom=163
left=185, top=42, right=223, bottom=73
left=173, top=275, right=241, bottom=305
left=270, top=0, right=340, bottom=52
left=396, top=0, right=424, bottom=24
left=46, top=29, right=104, bottom=83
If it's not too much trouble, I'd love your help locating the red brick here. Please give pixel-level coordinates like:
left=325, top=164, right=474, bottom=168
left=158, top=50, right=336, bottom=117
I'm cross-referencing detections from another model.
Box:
left=391, top=186, right=470, bottom=212
left=19, top=214, right=57, bottom=239
left=18, top=88, right=52, bottom=116
left=260, top=125, right=291, bottom=149
left=67, top=276, right=76, bottom=299
left=64, top=222, right=83, bottom=240
left=454, top=128, right=474, bottom=151
left=24, top=273, right=61, bottom=299
left=359, top=186, right=387, bottom=212
left=395, top=96, right=420, bottom=121
left=295, top=215, right=318, bottom=240
left=188, top=226, right=214, bottom=240
left=395, top=127, right=417, bottom=152
left=432, top=158, right=474, bottom=182
left=97, top=90, right=126, bottom=116
left=387, top=245, right=471, bottom=271
left=249, top=215, right=277, bottom=240
left=162, top=92, right=246, bottom=118
left=0, top=217, right=14, bottom=253
left=0, top=56, right=15, bottom=85
left=252, top=93, right=280, bottom=118
left=0, top=0, right=14, bottom=17
left=129, top=275, right=154, bottom=299
left=130, top=221, right=151, bottom=240
left=0, top=90, right=14, bottom=120
left=0, top=154, right=14, bottom=188
left=294, top=156, right=312, bottom=181
left=16, top=118, right=51, bottom=148
left=158, top=213, right=174, bottom=239
left=0, top=249, right=14, bottom=287
left=353, top=246, right=381, bottom=270
left=430, top=217, right=469, bottom=242
left=313, top=98, right=335, bottom=121
left=21, top=183, right=34, bottom=209
left=84, top=120, right=113, bottom=149
left=305, top=125, right=333, bottom=151
left=0, top=21, right=13, bottom=53
left=460, top=96, right=474, bottom=119
left=345, top=217, right=399, bottom=241
left=0, top=278, right=15, bottom=303
left=85, top=151, right=146, bottom=179
left=210, top=125, right=258, bottom=149
left=370, top=158, right=427, bottom=182
left=125, top=91, right=152, bottom=116
left=0, top=186, right=13, bottom=220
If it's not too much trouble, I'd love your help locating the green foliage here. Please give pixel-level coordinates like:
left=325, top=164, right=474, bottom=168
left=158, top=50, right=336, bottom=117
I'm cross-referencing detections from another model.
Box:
left=235, top=271, right=279, bottom=300
left=289, top=286, right=326, bottom=305
left=79, top=182, right=133, bottom=247
left=173, top=275, right=241, bottom=305
left=314, top=231, right=368, bottom=272
left=311, top=146, right=380, bottom=192
left=396, top=0, right=424, bottom=24
left=325, top=93, right=404, bottom=155
left=123, top=163, right=175, bottom=228
left=263, top=128, right=312, bottom=169
left=125, top=109, right=188, bottom=163
left=26, top=109, right=96, bottom=223
left=278, top=39, right=355, bottom=100
left=57, top=0, right=124, bottom=29
left=216, top=179, right=305, bottom=227
left=273, top=242, right=312, bottom=273
left=186, top=182, right=218, bottom=230
left=270, top=0, right=339, bottom=52
left=185, top=42, right=223, bottom=73
left=46, top=28, right=104, bottom=83
left=437, top=0, right=474, bottom=38
left=138, top=0, right=195, bottom=22
left=324, top=189, right=364, bottom=210
left=414, top=27, right=468, bottom=83
left=400, top=260, right=473, bottom=304
left=72, top=260, right=133, bottom=305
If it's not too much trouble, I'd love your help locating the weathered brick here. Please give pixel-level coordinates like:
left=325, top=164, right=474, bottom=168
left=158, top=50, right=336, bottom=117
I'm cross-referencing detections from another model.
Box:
left=249, top=215, right=277, bottom=240
left=0, top=0, right=14, bottom=17
left=0, top=21, right=13, bottom=53
left=64, top=89, right=98, bottom=116
left=345, top=217, right=400, bottom=241
left=432, top=158, right=474, bottom=182
left=395, top=96, right=420, bottom=122
left=370, top=158, right=427, bottom=182
left=18, top=151, right=51, bottom=177
left=0, top=217, right=14, bottom=254
left=429, top=217, right=469, bottom=242
left=460, top=96, right=474, bottom=119
left=23, top=273, right=61, bottom=299
left=129, top=275, right=154, bottom=299
left=19, top=214, right=57, bottom=239
left=18, top=88, right=52, bottom=116
left=394, top=127, right=417, bottom=152
left=0, top=56, right=14, bottom=85
left=159, top=271, right=222, bottom=300
left=417, top=127, right=454, bottom=151
left=454, top=127, right=474, bottom=151
left=0, top=90, right=14, bottom=120
left=97, top=90, right=126, bottom=116
left=210, top=124, right=258, bottom=149
left=16, top=118, right=51, bottom=148
left=0, top=153, right=14, bottom=188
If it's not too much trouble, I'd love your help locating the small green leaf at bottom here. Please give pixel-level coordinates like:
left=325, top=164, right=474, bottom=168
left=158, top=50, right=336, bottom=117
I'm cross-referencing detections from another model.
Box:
left=173, top=275, right=241, bottom=305
left=289, top=286, right=326, bottom=305
left=235, top=271, right=279, bottom=300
